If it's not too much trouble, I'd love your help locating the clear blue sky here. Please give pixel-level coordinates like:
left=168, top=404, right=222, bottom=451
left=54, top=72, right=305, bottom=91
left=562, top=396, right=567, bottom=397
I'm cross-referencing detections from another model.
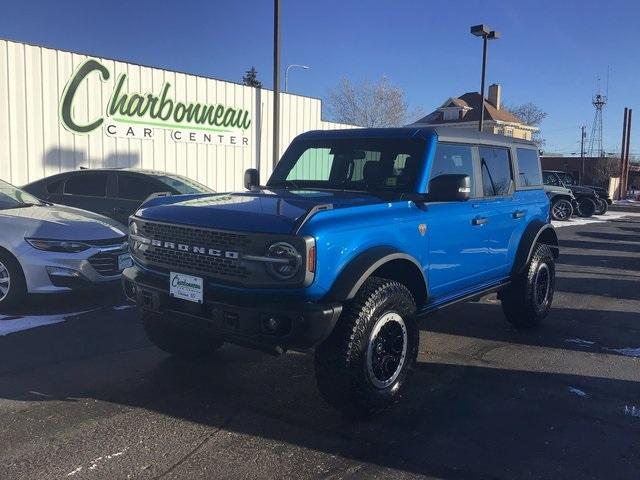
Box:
left=2, top=0, right=639, bottom=155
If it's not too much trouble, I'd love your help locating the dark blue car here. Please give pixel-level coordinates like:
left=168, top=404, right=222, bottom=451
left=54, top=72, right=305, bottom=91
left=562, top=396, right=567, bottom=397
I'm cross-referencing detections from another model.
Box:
left=123, top=126, right=558, bottom=416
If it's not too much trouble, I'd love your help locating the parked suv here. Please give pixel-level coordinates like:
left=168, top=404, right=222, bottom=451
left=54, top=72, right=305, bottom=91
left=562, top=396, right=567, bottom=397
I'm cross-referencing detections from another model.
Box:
left=542, top=170, right=602, bottom=217
left=23, top=169, right=213, bottom=225
left=123, top=127, right=558, bottom=416
left=544, top=184, right=575, bottom=221
left=555, top=171, right=611, bottom=215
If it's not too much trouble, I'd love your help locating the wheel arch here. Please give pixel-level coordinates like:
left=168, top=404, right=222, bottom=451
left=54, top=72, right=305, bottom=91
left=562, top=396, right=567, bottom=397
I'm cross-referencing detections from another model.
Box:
left=324, top=246, right=428, bottom=307
left=511, top=222, right=559, bottom=277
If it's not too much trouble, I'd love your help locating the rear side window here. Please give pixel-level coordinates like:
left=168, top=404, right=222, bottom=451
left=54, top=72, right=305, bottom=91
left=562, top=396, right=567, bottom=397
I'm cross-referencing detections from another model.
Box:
left=516, top=148, right=542, bottom=186
left=479, top=146, right=513, bottom=197
left=117, top=175, right=159, bottom=201
left=430, top=143, right=475, bottom=194
left=543, top=172, right=560, bottom=186
left=46, top=179, right=63, bottom=194
left=64, top=173, right=108, bottom=197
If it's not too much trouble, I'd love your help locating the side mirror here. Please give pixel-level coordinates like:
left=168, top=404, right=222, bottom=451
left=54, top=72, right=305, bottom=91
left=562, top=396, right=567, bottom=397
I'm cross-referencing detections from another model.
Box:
left=244, top=168, right=260, bottom=191
left=428, top=174, right=471, bottom=202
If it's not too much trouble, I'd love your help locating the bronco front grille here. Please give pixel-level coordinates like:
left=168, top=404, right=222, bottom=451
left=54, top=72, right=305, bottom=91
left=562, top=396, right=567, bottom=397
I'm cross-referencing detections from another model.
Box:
left=134, top=220, right=250, bottom=281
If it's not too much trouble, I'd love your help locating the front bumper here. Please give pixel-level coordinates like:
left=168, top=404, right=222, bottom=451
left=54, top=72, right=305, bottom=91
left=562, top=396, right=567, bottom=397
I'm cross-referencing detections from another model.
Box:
left=122, top=266, right=342, bottom=353
left=15, top=243, right=127, bottom=293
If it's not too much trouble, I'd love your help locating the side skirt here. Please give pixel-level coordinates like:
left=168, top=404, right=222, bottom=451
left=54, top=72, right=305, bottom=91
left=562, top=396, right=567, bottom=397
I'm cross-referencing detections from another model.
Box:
left=417, top=280, right=511, bottom=319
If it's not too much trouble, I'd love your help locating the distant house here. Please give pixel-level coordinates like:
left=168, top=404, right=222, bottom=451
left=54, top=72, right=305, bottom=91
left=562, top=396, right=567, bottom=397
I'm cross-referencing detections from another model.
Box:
left=412, top=84, right=538, bottom=141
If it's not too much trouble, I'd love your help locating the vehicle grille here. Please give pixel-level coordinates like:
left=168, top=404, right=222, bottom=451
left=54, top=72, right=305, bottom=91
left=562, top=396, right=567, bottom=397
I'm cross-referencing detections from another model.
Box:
left=88, top=250, right=127, bottom=277
left=134, top=221, right=251, bottom=282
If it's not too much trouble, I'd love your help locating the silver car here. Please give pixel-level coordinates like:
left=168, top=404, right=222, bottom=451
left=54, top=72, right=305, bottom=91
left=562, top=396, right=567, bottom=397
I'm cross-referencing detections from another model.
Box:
left=0, top=179, right=131, bottom=310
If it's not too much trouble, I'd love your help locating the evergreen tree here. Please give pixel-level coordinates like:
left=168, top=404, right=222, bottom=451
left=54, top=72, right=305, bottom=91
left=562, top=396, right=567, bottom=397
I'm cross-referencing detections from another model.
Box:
left=242, top=66, right=262, bottom=88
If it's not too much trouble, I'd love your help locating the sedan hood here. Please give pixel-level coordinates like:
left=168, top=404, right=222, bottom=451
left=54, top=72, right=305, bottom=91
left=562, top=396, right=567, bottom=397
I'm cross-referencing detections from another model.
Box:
left=0, top=204, right=126, bottom=240
left=136, top=190, right=387, bottom=234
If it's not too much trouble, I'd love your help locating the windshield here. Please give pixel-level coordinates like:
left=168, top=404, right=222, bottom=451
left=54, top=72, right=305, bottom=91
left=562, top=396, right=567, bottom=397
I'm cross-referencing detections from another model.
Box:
left=268, top=138, right=426, bottom=193
left=0, top=180, right=44, bottom=210
left=154, top=174, right=213, bottom=194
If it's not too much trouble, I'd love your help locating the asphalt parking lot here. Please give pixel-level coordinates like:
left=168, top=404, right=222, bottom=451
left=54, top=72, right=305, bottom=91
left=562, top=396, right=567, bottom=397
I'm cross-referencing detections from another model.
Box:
left=1, top=211, right=639, bottom=480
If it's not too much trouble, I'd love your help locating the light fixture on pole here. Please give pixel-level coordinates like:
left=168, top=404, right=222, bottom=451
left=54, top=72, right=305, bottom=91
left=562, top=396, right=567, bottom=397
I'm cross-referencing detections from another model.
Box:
left=285, top=64, right=310, bottom=92
left=470, top=24, right=500, bottom=132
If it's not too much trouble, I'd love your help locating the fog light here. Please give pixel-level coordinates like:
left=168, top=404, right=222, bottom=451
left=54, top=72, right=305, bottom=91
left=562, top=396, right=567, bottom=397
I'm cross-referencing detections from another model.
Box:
left=123, top=280, right=137, bottom=301
left=46, top=266, right=82, bottom=278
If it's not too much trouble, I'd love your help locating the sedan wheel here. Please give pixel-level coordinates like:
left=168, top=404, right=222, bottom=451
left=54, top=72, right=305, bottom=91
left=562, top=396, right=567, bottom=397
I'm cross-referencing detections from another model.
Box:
left=0, top=261, right=10, bottom=302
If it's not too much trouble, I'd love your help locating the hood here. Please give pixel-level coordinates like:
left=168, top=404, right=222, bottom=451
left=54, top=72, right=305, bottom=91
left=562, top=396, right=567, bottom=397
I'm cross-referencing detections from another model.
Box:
left=136, top=190, right=388, bottom=234
left=568, top=185, right=598, bottom=196
left=544, top=185, right=573, bottom=196
left=0, top=204, right=126, bottom=240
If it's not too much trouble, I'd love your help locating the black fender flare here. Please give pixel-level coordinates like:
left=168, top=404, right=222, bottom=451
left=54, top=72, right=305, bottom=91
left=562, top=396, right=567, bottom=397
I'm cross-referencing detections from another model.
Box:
left=511, top=222, right=559, bottom=277
left=324, top=246, right=427, bottom=302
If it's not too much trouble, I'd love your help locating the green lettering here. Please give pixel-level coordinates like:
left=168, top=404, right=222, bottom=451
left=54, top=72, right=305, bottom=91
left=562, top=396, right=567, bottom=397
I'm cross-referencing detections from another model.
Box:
left=108, top=74, right=128, bottom=116
left=60, top=59, right=110, bottom=133
left=157, top=83, right=173, bottom=121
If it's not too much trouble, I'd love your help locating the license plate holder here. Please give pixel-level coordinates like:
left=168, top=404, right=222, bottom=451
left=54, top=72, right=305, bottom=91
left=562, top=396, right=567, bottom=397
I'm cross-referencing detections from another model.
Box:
left=169, top=272, right=203, bottom=304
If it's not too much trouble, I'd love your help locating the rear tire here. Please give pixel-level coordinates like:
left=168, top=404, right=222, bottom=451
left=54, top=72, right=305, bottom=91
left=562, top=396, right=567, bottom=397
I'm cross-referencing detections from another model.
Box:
left=143, top=312, right=224, bottom=359
left=594, top=198, right=608, bottom=215
left=314, top=277, right=418, bottom=418
left=550, top=198, right=573, bottom=221
left=576, top=197, right=596, bottom=217
left=501, top=243, right=555, bottom=329
left=0, top=251, right=27, bottom=312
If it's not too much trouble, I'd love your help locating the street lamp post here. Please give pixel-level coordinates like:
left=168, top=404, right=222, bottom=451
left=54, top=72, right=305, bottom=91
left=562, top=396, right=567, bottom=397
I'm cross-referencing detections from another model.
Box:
left=285, top=64, right=310, bottom=92
left=470, top=24, right=500, bottom=132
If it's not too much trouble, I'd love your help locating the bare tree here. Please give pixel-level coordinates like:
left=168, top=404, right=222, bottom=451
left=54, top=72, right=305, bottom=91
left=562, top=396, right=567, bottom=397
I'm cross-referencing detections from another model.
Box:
left=506, top=102, right=547, bottom=147
left=327, top=77, right=422, bottom=127
left=589, top=157, right=619, bottom=187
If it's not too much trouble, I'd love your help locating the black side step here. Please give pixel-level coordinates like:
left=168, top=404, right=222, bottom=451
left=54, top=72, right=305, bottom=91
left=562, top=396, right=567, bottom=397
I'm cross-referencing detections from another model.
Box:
left=417, top=281, right=510, bottom=318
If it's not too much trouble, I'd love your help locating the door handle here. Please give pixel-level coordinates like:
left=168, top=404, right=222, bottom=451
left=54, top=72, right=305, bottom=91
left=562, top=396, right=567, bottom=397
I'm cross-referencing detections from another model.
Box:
left=513, top=210, right=526, bottom=219
left=472, top=216, right=488, bottom=226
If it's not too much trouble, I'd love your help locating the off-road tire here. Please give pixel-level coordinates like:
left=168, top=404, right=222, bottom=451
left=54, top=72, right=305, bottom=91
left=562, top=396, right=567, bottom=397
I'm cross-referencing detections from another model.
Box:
left=501, top=243, right=555, bottom=329
left=550, top=198, right=573, bottom=221
left=594, top=198, right=608, bottom=215
left=0, top=251, right=26, bottom=312
left=314, top=277, right=418, bottom=418
left=576, top=197, right=596, bottom=217
left=143, top=312, right=224, bottom=359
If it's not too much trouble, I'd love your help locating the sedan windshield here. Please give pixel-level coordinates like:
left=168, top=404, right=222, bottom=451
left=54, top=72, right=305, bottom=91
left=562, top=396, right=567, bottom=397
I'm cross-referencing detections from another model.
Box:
left=0, top=180, right=44, bottom=210
left=154, top=174, right=213, bottom=194
left=268, top=138, right=426, bottom=193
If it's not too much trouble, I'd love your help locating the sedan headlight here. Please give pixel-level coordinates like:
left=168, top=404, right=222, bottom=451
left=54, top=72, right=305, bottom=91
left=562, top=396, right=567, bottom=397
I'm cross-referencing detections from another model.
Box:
left=265, top=242, right=302, bottom=280
left=25, top=238, right=90, bottom=253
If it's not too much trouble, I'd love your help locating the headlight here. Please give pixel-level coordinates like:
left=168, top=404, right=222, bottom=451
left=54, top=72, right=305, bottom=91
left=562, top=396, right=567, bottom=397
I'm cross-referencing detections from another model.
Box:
left=25, top=238, right=89, bottom=253
left=265, top=242, right=301, bottom=280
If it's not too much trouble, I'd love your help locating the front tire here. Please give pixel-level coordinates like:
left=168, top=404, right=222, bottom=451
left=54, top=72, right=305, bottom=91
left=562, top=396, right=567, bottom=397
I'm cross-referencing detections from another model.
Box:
left=550, top=198, right=573, bottom=221
left=501, top=243, right=555, bottom=329
left=143, top=312, right=224, bottom=359
left=594, top=198, right=608, bottom=215
left=314, top=277, right=418, bottom=418
left=576, top=197, right=596, bottom=217
left=0, top=251, right=27, bottom=312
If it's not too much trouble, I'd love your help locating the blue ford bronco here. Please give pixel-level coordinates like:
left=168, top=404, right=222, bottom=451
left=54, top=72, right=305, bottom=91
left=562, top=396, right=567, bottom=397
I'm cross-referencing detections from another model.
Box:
left=123, top=126, right=558, bottom=416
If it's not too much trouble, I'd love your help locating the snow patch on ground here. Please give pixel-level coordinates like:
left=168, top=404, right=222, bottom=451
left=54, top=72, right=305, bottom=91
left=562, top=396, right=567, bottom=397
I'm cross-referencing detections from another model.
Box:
left=564, top=338, right=596, bottom=347
left=0, top=310, right=96, bottom=336
left=112, top=304, right=136, bottom=311
left=604, top=347, right=640, bottom=358
left=568, top=386, right=588, bottom=397
left=552, top=211, right=640, bottom=229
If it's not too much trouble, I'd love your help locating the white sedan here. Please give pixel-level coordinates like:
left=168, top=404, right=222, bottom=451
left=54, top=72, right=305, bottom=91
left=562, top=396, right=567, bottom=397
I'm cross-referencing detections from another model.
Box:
left=0, top=179, right=131, bottom=310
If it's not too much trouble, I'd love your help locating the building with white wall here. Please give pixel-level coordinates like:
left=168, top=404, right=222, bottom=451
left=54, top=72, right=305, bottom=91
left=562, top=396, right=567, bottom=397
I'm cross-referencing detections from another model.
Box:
left=0, top=39, right=354, bottom=191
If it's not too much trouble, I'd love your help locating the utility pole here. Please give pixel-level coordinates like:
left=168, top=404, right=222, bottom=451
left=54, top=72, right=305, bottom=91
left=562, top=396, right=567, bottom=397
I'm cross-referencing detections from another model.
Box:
left=470, top=25, right=500, bottom=132
left=619, top=108, right=629, bottom=200
left=272, top=0, right=281, bottom=171
left=580, top=125, right=586, bottom=181
left=623, top=109, right=633, bottom=198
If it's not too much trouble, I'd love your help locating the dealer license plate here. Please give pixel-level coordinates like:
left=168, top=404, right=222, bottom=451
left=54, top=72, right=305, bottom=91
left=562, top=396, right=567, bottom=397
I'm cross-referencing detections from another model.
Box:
left=118, top=253, right=133, bottom=271
left=169, top=272, right=203, bottom=304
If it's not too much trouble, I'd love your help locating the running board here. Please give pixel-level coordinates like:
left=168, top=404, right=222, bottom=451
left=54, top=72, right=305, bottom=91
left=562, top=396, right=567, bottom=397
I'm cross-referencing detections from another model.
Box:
left=417, top=281, right=511, bottom=318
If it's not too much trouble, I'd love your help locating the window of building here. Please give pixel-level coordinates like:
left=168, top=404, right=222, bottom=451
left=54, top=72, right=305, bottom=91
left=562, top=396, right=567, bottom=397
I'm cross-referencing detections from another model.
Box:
left=64, top=173, right=108, bottom=197
left=516, top=148, right=542, bottom=186
left=479, top=146, right=513, bottom=197
left=429, top=143, right=475, bottom=195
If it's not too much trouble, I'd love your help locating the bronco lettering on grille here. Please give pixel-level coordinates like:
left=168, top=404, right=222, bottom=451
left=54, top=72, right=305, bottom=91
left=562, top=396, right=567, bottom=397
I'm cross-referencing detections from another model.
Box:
left=152, top=239, right=239, bottom=259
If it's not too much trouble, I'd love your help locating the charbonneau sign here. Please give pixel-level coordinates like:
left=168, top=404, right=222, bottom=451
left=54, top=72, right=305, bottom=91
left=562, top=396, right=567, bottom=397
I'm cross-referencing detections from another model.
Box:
left=60, top=59, right=251, bottom=146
